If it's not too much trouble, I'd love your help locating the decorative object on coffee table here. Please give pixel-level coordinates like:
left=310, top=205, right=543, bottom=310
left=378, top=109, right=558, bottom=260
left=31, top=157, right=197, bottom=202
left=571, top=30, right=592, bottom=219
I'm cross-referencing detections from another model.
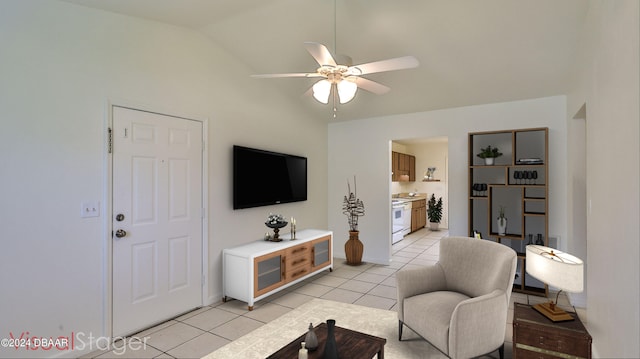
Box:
left=342, top=176, right=365, bottom=265
left=323, top=319, right=339, bottom=359
left=265, top=213, right=288, bottom=242
left=304, top=323, right=318, bottom=351
left=298, top=342, right=308, bottom=359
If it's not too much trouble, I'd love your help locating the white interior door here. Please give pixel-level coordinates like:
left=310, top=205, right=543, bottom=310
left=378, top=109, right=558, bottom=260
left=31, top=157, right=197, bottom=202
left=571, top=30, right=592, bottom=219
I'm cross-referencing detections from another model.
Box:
left=112, top=106, right=203, bottom=337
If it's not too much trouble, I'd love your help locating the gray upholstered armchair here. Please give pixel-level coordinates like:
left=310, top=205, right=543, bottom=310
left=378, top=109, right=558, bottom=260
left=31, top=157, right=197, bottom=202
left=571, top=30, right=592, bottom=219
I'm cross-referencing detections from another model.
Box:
left=396, top=236, right=517, bottom=359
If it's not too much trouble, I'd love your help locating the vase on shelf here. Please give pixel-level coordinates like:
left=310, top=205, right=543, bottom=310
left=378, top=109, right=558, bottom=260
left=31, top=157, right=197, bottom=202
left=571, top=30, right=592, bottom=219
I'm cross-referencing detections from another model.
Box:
left=344, top=231, right=363, bottom=265
left=497, top=217, right=507, bottom=236
left=323, top=319, right=339, bottom=359
left=484, top=157, right=495, bottom=165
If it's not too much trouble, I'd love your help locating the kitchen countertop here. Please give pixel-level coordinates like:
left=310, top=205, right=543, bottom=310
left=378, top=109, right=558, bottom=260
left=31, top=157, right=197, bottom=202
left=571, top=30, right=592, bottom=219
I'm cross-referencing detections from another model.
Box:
left=392, top=195, right=426, bottom=204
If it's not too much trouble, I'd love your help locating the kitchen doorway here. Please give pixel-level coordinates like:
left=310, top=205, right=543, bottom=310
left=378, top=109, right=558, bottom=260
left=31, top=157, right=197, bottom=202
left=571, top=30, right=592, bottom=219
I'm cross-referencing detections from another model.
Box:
left=391, top=137, right=449, bottom=239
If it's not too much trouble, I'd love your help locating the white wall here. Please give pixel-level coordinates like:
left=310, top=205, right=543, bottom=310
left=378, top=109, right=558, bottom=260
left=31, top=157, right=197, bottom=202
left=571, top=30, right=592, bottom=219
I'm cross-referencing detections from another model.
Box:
left=328, top=96, right=568, bottom=266
left=566, top=1, right=640, bottom=357
left=0, top=2, right=327, bottom=357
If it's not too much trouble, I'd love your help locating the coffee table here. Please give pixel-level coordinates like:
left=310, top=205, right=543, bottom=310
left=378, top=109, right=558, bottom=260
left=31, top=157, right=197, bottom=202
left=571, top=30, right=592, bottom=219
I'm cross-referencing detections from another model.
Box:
left=267, top=322, right=386, bottom=359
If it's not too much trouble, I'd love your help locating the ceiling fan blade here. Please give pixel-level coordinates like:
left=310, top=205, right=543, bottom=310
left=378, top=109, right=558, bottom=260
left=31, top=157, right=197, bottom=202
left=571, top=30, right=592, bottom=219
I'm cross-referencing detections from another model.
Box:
left=251, top=73, right=322, bottom=78
left=354, top=77, right=391, bottom=95
left=349, top=56, right=419, bottom=75
left=304, top=42, right=337, bottom=67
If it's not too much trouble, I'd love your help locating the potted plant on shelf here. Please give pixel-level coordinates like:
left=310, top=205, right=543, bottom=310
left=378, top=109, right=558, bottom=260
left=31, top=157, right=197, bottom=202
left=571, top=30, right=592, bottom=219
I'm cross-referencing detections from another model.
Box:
left=342, top=176, right=365, bottom=265
left=477, top=145, right=503, bottom=165
left=427, top=194, right=443, bottom=231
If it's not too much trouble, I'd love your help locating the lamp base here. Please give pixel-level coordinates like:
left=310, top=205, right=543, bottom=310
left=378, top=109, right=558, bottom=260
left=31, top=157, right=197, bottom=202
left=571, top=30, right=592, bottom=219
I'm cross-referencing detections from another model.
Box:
left=533, top=302, right=574, bottom=322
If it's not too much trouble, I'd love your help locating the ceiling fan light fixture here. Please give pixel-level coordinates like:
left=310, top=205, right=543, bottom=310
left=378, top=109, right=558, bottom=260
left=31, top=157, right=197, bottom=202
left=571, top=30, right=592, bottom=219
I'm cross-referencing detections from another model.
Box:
left=337, top=79, right=357, bottom=104
left=312, top=79, right=331, bottom=104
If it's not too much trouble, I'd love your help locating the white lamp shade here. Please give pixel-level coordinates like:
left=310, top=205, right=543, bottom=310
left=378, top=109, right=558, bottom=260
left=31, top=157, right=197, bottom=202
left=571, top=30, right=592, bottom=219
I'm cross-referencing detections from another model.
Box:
left=337, top=79, right=357, bottom=104
left=526, top=245, right=584, bottom=293
left=312, top=79, right=331, bottom=104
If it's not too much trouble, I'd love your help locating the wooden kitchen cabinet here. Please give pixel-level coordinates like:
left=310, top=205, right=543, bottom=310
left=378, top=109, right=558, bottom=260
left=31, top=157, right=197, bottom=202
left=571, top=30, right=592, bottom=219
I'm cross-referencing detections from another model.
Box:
left=223, top=229, right=332, bottom=310
left=410, top=199, right=427, bottom=232
left=513, top=303, right=592, bottom=358
left=392, top=151, right=416, bottom=182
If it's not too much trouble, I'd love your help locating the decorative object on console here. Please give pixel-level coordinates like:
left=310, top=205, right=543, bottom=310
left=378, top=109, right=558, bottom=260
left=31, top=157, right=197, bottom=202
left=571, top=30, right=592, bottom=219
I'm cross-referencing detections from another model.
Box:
left=265, top=213, right=288, bottom=242
left=497, top=206, right=507, bottom=236
left=526, top=245, right=584, bottom=322
left=427, top=194, right=443, bottom=231
left=323, top=319, right=339, bottom=359
left=477, top=145, right=503, bottom=165
left=343, top=176, right=365, bottom=265
left=290, top=217, right=297, bottom=240
left=304, top=323, right=318, bottom=352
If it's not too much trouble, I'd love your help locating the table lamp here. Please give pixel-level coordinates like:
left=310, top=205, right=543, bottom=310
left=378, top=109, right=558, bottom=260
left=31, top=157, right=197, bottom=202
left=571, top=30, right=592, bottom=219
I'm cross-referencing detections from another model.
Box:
left=526, top=245, right=584, bottom=322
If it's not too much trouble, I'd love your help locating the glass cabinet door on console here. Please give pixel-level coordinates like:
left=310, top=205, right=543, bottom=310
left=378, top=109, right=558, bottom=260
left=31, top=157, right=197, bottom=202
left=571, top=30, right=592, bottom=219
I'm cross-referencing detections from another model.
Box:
left=311, top=236, right=331, bottom=272
left=254, top=251, right=285, bottom=297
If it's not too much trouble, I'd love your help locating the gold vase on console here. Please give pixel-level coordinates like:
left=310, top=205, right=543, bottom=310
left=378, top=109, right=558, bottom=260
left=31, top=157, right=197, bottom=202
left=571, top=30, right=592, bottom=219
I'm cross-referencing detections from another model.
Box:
left=345, top=230, right=364, bottom=265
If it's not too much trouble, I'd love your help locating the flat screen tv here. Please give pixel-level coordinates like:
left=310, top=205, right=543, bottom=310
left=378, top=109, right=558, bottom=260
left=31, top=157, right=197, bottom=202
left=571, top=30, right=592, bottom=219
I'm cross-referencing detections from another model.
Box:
left=233, top=145, right=307, bottom=209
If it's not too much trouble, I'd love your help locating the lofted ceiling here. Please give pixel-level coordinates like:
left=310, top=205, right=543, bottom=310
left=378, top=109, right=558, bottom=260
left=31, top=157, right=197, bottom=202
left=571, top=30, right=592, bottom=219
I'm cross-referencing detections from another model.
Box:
left=62, top=0, right=589, bottom=121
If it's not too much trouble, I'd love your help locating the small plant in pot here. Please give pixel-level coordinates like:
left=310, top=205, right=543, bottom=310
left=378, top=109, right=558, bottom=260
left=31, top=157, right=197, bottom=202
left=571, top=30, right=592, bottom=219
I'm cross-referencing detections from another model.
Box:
left=427, top=194, right=443, bottom=231
left=477, top=145, right=503, bottom=165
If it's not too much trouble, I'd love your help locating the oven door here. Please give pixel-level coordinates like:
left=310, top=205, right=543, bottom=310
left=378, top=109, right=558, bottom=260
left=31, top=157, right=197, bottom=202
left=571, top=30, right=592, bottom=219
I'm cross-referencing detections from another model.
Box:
left=392, top=205, right=404, bottom=243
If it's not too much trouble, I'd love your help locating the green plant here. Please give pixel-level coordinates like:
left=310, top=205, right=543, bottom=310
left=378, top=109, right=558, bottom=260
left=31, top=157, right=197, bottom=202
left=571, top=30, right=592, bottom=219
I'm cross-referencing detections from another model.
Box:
left=477, top=145, right=503, bottom=159
left=427, top=194, right=443, bottom=223
left=342, top=176, right=365, bottom=231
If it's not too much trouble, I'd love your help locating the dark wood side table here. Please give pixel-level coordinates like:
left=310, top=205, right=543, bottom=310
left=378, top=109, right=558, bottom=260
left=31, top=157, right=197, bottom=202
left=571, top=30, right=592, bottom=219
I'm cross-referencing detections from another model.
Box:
left=513, top=303, right=592, bottom=358
left=267, top=322, right=386, bottom=359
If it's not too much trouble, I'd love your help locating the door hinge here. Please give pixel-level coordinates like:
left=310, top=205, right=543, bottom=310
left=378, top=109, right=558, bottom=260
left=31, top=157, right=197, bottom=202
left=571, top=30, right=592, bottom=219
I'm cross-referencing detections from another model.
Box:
left=108, top=127, right=113, bottom=154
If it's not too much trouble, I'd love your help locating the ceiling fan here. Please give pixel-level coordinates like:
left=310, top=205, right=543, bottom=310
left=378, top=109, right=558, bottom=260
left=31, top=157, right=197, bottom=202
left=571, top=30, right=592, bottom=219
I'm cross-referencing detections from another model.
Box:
left=251, top=41, right=419, bottom=106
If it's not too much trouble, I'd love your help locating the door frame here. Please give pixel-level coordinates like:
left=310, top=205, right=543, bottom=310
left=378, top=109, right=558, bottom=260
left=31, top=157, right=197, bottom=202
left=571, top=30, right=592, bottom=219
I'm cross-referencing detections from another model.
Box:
left=103, top=99, right=209, bottom=337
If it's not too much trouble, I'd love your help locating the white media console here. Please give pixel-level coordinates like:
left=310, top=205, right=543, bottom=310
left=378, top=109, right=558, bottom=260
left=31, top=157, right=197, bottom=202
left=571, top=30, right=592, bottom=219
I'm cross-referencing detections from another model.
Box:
left=223, top=229, right=333, bottom=310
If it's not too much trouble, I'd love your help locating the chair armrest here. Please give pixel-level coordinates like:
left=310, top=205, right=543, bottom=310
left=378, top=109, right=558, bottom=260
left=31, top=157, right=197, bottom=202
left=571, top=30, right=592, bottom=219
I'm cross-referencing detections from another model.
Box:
left=396, top=264, right=446, bottom=321
left=448, top=289, right=509, bottom=359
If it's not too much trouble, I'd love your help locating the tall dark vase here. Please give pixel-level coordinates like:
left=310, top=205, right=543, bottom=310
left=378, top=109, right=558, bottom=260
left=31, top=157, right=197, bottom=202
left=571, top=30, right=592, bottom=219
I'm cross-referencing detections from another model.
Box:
left=323, top=319, right=339, bottom=359
left=344, top=231, right=363, bottom=265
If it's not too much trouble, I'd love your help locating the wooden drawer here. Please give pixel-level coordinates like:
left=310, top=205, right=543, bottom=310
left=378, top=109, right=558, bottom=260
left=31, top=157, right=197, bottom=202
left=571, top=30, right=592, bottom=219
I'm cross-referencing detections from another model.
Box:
left=513, top=303, right=591, bottom=359
left=514, top=347, right=566, bottom=359
left=514, top=322, right=591, bottom=358
left=285, top=243, right=311, bottom=281
left=286, top=243, right=310, bottom=261
left=413, top=199, right=426, bottom=208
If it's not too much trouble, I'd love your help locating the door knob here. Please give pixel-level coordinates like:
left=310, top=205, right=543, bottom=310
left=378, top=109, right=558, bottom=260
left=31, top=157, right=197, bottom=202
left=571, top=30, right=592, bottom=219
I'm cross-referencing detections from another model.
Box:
left=115, top=229, right=127, bottom=238
left=115, top=214, right=125, bottom=222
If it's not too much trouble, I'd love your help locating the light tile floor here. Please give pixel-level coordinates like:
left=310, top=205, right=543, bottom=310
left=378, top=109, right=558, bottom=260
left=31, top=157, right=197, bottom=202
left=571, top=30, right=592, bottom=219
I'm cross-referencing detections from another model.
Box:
left=84, top=228, right=585, bottom=358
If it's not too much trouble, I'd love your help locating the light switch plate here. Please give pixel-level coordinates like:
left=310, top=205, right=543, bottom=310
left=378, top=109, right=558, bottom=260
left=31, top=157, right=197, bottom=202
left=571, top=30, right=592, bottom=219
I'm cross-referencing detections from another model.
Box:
left=81, top=201, right=100, bottom=218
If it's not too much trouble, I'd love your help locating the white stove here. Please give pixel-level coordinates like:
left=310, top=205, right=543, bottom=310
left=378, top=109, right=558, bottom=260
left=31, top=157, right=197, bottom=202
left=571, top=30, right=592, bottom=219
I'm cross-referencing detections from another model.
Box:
left=392, top=200, right=412, bottom=244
